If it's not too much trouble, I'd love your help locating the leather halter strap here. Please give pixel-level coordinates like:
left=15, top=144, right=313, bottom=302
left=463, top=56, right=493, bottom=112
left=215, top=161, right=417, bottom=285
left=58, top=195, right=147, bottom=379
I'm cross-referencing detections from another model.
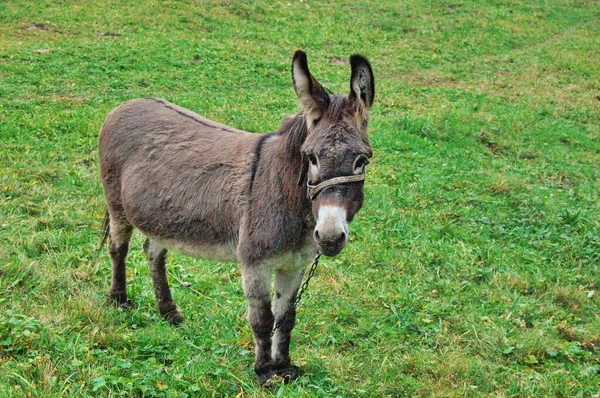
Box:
left=307, top=173, right=366, bottom=201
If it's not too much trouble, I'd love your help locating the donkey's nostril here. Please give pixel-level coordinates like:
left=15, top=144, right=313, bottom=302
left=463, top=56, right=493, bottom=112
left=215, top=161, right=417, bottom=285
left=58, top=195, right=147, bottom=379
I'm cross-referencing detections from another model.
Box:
left=314, top=230, right=321, bottom=242
left=330, top=231, right=346, bottom=248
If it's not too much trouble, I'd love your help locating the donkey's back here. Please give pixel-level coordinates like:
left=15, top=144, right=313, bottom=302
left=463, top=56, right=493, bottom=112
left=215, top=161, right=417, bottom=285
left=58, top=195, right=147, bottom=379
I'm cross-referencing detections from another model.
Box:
left=99, top=97, right=257, bottom=259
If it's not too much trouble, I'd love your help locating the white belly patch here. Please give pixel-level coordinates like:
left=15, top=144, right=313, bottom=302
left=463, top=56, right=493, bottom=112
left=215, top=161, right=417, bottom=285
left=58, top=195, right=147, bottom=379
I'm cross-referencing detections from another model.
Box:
left=148, top=236, right=239, bottom=263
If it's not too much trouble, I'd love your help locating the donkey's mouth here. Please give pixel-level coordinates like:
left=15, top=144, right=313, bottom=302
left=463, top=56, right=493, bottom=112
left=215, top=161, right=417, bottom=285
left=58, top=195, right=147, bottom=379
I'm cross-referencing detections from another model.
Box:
left=318, top=243, right=345, bottom=257
left=314, top=231, right=347, bottom=257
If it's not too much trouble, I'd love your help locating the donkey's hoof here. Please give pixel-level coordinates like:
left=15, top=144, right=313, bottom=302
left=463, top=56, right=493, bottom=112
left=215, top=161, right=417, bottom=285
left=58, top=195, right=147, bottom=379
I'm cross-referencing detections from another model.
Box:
left=109, top=294, right=132, bottom=310
left=258, top=366, right=300, bottom=386
left=118, top=301, right=133, bottom=310
left=163, top=311, right=184, bottom=325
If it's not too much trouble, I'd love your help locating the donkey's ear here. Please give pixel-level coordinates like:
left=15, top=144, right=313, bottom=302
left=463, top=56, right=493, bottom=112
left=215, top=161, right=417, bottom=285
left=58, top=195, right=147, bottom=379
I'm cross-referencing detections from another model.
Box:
left=348, top=54, right=375, bottom=126
left=292, top=51, right=330, bottom=124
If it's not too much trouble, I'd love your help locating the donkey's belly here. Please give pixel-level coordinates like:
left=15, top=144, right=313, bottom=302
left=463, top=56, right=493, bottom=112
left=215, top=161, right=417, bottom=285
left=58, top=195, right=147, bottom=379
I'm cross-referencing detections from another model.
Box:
left=148, top=235, right=239, bottom=263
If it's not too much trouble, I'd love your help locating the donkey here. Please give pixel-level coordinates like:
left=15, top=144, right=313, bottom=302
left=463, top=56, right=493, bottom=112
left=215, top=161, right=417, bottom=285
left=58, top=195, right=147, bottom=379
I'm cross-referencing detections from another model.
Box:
left=98, top=51, right=375, bottom=384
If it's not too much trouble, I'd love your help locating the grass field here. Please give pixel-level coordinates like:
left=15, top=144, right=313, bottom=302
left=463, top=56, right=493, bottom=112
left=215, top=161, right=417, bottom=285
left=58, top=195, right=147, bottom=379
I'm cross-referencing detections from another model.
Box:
left=1, top=0, right=599, bottom=396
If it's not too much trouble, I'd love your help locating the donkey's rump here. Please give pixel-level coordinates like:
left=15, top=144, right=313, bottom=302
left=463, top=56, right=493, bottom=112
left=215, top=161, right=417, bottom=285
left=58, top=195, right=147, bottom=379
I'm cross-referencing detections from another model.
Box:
left=99, top=98, right=257, bottom=252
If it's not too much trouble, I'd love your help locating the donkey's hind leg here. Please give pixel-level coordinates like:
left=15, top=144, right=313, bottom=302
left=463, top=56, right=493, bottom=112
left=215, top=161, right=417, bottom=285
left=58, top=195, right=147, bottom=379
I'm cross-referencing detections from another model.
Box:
left=107, top=213, right=133, bottom=308
left=143, top=238, right=184, bottom=325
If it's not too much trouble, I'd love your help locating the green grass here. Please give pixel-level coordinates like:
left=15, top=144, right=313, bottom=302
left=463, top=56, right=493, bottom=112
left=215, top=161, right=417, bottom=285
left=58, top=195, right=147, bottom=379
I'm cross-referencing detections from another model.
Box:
left=1, top=0, right=599, bottom=396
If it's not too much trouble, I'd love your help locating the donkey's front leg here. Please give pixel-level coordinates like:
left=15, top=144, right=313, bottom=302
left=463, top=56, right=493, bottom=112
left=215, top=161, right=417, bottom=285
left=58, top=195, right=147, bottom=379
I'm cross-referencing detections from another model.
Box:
left=270, top=267, right=306, bottom=380
left=241, top=264, right=274, bottom=383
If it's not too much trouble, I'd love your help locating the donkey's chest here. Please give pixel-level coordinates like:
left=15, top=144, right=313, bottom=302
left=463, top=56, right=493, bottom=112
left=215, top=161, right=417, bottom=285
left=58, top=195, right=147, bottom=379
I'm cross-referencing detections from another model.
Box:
left=267, top=240, right=319, bottom=272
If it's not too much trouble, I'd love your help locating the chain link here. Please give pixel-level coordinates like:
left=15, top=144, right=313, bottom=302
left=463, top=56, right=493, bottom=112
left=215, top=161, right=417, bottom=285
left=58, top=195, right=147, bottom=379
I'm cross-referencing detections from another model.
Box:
left=272, top=251, right=321, bottom=335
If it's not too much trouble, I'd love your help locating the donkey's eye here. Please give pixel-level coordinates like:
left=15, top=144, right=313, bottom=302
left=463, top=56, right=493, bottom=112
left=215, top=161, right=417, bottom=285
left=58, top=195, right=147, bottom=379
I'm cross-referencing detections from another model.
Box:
left=353, top=155, right=370, bottom=174
left=308, top=154, right=318, bottom=166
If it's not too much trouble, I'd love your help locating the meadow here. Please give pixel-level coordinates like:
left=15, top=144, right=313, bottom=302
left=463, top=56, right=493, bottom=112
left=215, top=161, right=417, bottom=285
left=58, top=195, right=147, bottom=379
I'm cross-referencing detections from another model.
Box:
left=1, top=0, right=599, bottom=396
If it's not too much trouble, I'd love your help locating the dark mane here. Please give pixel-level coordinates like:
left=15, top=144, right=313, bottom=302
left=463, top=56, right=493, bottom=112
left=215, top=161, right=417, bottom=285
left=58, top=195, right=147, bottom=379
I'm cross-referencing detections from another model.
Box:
left=278, top=95, right=349, bottom=154
left=278, top=113, right=308, bottom=153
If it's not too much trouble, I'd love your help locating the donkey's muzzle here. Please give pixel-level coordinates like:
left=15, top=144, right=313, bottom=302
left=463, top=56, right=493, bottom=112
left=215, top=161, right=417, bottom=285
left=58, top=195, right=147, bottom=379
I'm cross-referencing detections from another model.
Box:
left=313, top=205, right=348, bottom=257
left=313, top=229, right=346, bottom=257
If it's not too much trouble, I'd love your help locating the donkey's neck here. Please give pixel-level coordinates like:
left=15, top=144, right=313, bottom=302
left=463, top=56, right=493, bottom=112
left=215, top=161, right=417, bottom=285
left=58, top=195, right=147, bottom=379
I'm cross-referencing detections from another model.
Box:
left=273, top=114, right=309, bottom=202
left=251, top=114, right=311, bottom=220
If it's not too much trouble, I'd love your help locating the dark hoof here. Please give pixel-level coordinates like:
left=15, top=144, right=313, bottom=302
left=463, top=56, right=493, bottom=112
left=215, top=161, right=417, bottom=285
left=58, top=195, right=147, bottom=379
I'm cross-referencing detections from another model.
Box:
left=118, top=301, right=133, bottom=310
left=258, top=366, right=300, bottom=386
left=110, top=293, right=132, bottom=309
left=163, top=311, right=184, bottom=325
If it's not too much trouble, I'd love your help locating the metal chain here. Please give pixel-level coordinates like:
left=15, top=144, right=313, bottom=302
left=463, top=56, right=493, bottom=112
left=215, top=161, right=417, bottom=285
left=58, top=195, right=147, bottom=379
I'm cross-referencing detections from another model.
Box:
left=272, top=251, right=321, bottom=335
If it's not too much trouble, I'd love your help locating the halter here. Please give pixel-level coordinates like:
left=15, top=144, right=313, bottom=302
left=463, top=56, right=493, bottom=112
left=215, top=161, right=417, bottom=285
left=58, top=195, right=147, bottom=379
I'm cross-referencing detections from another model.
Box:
left=306, top=173, right=366, bottom=201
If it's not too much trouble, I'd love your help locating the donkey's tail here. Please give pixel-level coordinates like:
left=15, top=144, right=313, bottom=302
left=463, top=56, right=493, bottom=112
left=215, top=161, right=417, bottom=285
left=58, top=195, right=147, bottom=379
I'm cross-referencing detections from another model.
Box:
left=99, top=209, right=110, bottom=249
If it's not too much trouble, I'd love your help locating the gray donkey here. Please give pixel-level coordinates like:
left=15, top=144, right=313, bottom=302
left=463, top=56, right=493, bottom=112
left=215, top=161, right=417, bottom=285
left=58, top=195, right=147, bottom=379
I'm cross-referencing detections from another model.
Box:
left=99, top=51, right=375, bottom=384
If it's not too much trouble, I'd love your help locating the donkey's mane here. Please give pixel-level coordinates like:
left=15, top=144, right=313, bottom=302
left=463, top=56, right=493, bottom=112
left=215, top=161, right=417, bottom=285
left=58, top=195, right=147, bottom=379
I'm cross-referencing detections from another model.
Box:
left=278, top=95, right=348, bottom=153
left=278, top=113, right=308, bottom=153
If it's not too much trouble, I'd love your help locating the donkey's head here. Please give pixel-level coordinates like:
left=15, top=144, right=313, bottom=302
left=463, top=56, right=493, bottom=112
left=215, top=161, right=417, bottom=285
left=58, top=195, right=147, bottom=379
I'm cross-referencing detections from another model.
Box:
left=293, top=51, right=375, bottom=257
